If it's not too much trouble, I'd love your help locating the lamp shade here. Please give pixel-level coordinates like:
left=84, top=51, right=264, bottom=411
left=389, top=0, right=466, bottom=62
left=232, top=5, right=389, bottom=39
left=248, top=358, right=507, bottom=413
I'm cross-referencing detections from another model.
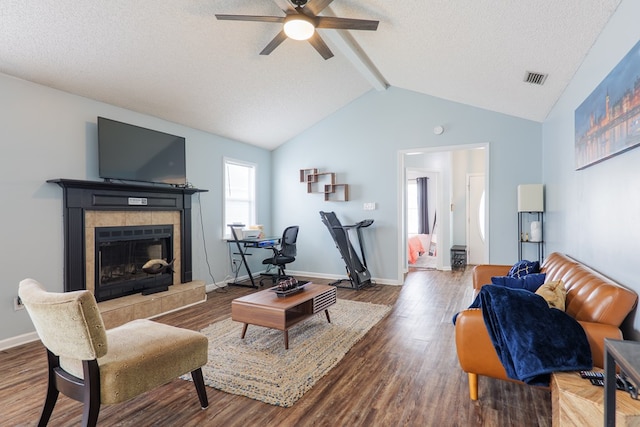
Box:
left=517, top=184, right=544, bottom=212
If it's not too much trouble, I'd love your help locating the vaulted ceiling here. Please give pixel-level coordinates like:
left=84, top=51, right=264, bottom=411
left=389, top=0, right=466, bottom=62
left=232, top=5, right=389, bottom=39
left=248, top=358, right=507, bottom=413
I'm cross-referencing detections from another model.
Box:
left=0, top=1, right=621, bottom=149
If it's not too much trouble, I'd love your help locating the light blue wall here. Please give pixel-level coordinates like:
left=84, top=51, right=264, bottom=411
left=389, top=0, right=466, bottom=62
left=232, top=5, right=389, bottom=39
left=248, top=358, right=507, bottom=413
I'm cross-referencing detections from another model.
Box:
left=4, top=1, right=638, bottom=346
left=542, top=0, right=640, bottom=338
left=272, top=87, right=542, bottom=283
left=0, top=74, right=271, bottom=343
left=0, top=36, right=544, bottom=345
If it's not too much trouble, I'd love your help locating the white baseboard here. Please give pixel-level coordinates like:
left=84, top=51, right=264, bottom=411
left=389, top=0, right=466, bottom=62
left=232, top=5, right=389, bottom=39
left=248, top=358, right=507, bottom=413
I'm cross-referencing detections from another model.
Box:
left=0, top=331, right=39, bottom=351
left=286, top=270, right=401, bottom=286
left=207, top=272, right=401, bottom=289
left=206, top=282, right=230, bottom=292
left=3, top=273, right=399, bottom=350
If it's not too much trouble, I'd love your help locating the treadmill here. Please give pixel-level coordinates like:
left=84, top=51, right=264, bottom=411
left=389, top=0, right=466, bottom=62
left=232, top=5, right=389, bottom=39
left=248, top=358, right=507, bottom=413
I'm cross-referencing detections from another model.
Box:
left=319, top=211, right=374, bottom=290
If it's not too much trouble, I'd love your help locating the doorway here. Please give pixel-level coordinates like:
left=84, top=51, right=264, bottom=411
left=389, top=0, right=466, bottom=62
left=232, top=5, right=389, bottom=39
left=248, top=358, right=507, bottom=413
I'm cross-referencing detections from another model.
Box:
left=398, top=143, right=489, bottom=282
left=406, top=169, right=439, bottom=270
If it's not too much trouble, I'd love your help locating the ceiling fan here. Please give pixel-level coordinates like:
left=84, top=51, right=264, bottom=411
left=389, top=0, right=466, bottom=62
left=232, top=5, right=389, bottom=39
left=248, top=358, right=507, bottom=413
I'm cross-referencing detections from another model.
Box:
left=215, top=0, right=378, bottom=60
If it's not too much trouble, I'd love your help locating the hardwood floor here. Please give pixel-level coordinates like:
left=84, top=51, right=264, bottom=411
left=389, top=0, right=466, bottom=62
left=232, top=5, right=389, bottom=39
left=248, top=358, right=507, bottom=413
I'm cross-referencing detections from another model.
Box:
left=0, top=270, right=551, bottom=426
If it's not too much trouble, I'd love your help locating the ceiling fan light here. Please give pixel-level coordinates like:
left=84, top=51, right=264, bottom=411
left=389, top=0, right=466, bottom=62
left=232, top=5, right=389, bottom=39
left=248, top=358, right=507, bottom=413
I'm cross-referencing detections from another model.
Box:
left=283, top=17, right=315, bottom=40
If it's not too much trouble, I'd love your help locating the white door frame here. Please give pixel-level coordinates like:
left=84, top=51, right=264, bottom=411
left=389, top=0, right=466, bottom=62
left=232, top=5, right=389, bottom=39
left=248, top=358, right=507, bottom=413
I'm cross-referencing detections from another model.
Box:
left=397, top=143, right=490, bottom=284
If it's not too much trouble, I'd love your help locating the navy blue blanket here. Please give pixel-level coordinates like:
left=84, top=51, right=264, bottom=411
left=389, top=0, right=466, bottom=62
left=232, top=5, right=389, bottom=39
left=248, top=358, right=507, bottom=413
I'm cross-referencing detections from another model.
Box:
left=464, top=285, right=592, bottom=386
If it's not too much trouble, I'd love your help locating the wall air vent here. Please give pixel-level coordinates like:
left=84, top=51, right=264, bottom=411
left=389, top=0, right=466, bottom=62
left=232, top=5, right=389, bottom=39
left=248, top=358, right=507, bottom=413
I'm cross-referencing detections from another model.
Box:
left=524, top=71, right=548, bottom=85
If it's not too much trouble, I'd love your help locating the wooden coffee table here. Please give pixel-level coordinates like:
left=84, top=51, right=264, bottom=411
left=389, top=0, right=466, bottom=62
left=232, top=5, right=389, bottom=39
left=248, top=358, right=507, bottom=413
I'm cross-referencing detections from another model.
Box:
left=231, top=283, right=337, bottom=349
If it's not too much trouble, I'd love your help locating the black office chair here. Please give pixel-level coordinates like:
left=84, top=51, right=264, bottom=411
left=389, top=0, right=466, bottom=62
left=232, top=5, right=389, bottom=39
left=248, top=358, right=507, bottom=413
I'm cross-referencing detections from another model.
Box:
left=261, top=226, right=299, bottom=284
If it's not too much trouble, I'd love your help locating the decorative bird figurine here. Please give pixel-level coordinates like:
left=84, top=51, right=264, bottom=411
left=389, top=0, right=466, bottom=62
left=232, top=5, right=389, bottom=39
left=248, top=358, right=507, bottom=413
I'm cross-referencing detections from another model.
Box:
left=142, top=258, right=175, bottom=275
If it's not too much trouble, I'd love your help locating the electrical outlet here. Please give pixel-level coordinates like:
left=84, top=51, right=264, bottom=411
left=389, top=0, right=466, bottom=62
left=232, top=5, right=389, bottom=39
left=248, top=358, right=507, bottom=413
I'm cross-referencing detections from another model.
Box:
left=363, top=202, right=376, bottom=211
left=13, top=296, right=24, bottom=311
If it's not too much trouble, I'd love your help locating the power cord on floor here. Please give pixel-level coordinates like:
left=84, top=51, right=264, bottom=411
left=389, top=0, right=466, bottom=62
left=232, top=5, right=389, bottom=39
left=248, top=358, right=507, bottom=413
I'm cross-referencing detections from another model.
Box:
left=197, top=192, right=227, bottom=293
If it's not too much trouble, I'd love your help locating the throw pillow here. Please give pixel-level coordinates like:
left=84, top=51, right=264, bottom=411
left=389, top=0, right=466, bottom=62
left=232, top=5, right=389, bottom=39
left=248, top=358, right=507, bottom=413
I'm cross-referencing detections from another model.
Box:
left=490, top=273, right=546, bottom=292
left=508, top=260, right=540, bottom=278
left=535, top=280, right=566, bottom=311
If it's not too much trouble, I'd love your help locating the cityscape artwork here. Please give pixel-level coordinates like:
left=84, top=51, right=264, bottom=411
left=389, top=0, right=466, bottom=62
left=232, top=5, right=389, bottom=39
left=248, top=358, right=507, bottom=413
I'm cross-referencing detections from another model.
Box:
left=575, top=39, right=640, bottom=170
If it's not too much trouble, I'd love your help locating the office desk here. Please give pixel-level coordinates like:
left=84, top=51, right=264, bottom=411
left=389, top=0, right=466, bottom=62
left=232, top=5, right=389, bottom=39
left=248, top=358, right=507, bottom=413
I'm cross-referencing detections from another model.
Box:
left=227, top=236, right=280, bottom=288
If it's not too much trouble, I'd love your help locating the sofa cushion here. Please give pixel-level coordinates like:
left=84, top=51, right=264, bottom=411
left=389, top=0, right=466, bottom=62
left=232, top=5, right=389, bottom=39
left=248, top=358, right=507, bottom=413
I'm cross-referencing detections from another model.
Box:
left=508, top=260, right=540, bottom=278
left=535, top=280, right=566, bottom=311
left=491, top=273, right=546, bottom=292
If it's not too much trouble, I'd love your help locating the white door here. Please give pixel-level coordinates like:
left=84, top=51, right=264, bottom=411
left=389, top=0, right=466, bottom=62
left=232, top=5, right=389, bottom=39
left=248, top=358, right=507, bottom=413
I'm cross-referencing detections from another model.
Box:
left=467, top=174, right=486, bottom=265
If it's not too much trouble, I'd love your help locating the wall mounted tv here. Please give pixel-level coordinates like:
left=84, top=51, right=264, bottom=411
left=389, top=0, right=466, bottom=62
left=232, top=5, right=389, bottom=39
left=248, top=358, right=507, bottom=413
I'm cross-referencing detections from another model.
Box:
left=98, top=117, right=187, bottom=186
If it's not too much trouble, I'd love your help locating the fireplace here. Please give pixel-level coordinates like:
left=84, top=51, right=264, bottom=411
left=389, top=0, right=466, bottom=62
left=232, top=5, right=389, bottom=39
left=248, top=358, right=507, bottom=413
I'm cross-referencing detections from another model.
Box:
left=95, top=224, right=174, bottom=302
left=48, top=179, right=206, bottom=298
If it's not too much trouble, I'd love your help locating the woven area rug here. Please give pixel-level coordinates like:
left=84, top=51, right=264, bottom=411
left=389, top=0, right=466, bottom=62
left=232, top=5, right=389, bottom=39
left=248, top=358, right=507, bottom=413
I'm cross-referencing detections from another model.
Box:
left=186, top=298, right=391, bottom=407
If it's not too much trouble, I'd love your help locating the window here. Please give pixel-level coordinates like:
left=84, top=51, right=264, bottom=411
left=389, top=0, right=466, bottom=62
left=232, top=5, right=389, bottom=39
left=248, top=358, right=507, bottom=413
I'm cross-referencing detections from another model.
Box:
left=223, top=158, right=256, bottom=237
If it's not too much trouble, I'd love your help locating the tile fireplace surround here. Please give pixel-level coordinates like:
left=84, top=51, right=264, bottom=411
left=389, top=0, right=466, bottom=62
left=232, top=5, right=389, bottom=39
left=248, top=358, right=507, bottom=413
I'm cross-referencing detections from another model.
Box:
left=49, top=179, right=208, bottom=328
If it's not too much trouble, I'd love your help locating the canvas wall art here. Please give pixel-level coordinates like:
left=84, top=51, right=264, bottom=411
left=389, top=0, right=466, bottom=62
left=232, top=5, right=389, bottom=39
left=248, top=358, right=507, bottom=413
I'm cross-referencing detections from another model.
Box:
left=575, top=39, right=640, bottom=170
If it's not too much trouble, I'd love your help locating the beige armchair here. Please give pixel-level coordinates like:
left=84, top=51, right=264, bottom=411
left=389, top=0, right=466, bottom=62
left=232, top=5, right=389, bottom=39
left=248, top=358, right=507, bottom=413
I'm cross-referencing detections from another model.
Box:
left=18, top=278, right=209, bottom=426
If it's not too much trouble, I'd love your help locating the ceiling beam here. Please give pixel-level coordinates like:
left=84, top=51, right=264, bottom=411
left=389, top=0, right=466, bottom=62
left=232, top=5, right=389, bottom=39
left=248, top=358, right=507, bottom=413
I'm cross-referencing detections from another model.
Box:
left=272, top=0, right=388, bottom=91
left=272, top=0, right=295, bottom=13
left=314, top=4, right=388, bottom=91
left=321, top=26, right=388, bottom=91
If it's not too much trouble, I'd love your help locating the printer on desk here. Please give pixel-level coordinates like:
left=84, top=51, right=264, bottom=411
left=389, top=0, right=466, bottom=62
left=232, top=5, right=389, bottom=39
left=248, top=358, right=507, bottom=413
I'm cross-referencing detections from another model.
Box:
left=242, top=229, right=261, bottom=239
left=228, top=224, right=262, bottom=240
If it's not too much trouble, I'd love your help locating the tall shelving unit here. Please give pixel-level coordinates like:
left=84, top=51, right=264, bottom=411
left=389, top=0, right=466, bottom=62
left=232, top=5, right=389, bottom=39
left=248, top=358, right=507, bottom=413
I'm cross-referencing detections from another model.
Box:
left=517, top=184, right=544, bottom=263
left=518, top=211, right=543, bottom=262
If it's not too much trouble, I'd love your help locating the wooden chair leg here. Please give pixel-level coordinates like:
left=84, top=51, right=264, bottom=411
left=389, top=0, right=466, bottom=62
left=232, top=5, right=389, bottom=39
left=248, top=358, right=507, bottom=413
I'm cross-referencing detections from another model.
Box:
left=81, top=360, right=101, bottom=427
left=46, top=357, right=101, bottom=427
left=468, top=373, right=479, bottom=400
left=38, top=350, right=61, bottom=427
left=191, top=368, right=209, bottom=409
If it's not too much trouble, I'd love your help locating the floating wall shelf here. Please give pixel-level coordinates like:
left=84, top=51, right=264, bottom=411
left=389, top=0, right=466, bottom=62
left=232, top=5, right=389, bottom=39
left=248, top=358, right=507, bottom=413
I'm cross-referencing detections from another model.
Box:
left=300, top=168, right=349, bottom=201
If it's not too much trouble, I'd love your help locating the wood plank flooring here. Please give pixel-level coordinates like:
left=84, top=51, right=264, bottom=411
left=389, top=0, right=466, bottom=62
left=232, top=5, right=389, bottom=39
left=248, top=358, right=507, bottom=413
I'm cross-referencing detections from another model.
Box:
left=0, top=270, right=551, bottom=426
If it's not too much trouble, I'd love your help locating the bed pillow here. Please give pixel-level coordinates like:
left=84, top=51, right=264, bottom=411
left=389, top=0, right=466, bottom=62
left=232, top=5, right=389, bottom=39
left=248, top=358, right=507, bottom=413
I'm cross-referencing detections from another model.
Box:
left=508, top=260, right=540, bottom=278
left=490, top=273, right=546, bottom=292
left=535, top=280, right=566, bottom=311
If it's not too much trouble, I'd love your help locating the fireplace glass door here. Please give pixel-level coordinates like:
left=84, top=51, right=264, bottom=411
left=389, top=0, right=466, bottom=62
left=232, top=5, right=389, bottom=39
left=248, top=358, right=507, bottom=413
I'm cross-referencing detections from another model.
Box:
left=95, top=225, right=173, bottom=302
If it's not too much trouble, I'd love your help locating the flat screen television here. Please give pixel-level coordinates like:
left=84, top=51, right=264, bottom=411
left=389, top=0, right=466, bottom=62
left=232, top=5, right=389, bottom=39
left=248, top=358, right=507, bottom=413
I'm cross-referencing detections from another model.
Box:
left=97, top=117, right=187, bottom=186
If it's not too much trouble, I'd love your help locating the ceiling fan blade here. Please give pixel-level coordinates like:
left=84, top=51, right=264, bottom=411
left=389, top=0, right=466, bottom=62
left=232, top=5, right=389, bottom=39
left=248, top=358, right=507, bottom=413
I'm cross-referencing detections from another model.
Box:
left=303, top=0, right=334, bottom=16
left=260, top=30, right=288, bottom=55
left=307, top=33, right=334, bottom=60
left=316, top=16, right=378, bottom=31
left=215, top=14, right=284, bottom=23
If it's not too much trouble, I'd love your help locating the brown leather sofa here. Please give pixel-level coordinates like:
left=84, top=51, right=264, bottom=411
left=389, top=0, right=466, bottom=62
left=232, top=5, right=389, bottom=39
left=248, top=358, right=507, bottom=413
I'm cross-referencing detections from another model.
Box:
left=454, top=252, right=638, bottom=400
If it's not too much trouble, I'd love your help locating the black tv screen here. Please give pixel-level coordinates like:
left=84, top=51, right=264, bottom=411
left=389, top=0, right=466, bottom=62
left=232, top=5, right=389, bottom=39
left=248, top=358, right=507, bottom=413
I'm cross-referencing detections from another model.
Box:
left=98, top=117, right=186, bottom=185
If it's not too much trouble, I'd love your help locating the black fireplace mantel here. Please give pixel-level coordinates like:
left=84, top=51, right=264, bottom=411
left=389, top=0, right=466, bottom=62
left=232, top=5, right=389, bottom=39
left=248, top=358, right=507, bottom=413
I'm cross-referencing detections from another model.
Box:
left=48, top=179, right=207, bottom=293
left=48, top=178, right=206, bottom=196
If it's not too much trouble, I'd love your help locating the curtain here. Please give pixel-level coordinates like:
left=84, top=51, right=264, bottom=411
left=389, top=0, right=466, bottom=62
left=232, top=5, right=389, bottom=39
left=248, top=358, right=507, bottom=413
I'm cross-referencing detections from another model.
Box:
left=417, top=177, right=429, bottom=234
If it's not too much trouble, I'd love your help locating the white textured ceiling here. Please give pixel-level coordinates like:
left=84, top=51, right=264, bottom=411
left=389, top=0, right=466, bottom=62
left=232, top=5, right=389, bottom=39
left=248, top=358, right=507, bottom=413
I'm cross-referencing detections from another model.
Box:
left=0, top=0, right=622, bottom=149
